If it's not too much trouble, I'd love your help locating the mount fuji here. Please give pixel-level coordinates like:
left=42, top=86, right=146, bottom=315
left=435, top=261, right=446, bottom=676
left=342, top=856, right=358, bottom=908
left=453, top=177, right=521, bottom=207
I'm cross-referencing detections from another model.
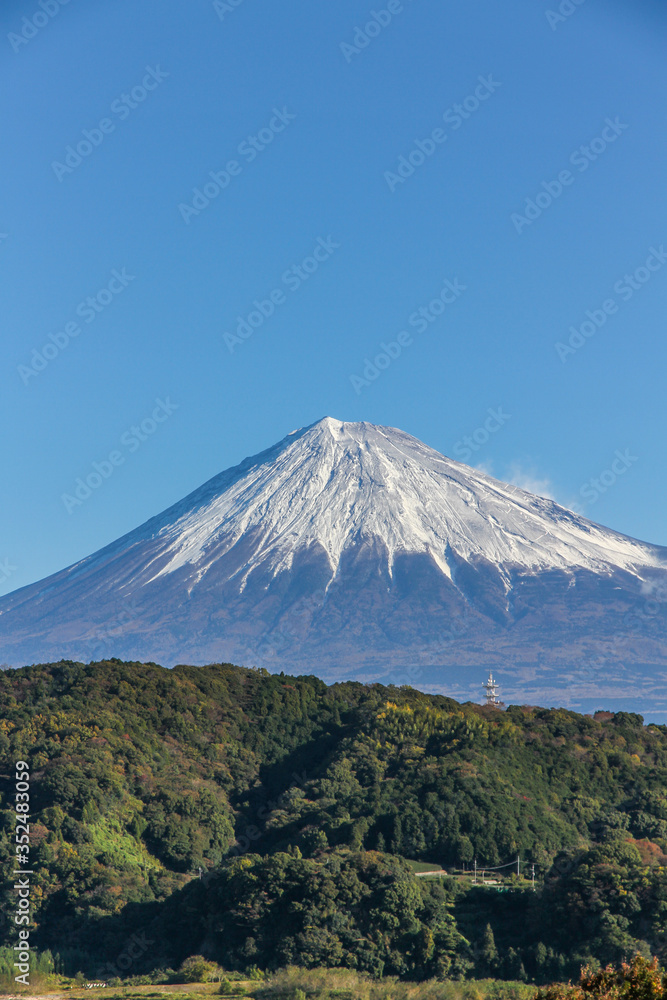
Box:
left=1, top=417, right=666, bottom=713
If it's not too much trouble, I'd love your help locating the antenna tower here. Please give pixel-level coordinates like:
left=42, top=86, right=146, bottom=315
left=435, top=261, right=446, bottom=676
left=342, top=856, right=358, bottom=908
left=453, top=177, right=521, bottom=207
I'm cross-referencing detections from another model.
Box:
left=483, top=671, right=502, bottom=706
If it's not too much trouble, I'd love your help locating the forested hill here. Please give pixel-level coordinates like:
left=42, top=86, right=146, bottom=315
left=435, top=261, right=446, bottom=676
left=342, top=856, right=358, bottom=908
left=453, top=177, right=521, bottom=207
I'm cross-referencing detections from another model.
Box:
left=1, top=659, right=667, bottom=981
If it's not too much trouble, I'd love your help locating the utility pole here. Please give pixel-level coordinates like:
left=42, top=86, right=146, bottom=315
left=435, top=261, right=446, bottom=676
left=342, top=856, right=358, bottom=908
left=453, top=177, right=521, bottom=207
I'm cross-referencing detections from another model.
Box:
left=531, top=864, right=535, bottom=891
left=516, top=854, right=520, bottom=877
left=474, top=858, right=477, bottom=885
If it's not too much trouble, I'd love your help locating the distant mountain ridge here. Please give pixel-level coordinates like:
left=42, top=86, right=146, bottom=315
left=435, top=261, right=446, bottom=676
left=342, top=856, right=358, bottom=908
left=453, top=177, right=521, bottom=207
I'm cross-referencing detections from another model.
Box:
left=1, top=417, right=666, bottom=713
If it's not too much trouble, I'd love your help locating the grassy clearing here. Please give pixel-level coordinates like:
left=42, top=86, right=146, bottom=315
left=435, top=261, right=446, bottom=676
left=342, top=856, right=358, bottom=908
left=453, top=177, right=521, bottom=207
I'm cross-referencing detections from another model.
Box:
left=251, top=967, right=537, bottom=999
left=0, top=974, right=539, bottom=1000
left=0, top=983, right=227, bottom=999
left=404, top=860, right=446, bottom=873
left=85, top=816, right=164, bottom=873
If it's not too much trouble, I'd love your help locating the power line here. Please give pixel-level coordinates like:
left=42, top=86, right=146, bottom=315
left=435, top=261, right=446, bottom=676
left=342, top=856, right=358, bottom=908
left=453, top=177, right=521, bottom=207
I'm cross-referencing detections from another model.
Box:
left=471, top=859, right=519, bottom=871
left=456, top=855, right=539, bottom=876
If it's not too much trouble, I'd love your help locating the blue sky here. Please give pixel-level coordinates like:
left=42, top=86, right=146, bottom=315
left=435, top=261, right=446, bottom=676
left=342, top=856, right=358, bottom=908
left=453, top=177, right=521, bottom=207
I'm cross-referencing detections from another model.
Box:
left=1, top=0, right=666, bottom=596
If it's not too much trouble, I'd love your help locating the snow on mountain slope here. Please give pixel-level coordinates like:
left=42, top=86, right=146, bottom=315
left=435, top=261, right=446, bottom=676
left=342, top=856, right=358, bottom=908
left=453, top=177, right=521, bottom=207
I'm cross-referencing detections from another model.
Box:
left=80, top=416, right=664, bottom=592
left=1, top=417, right=666, bottom=713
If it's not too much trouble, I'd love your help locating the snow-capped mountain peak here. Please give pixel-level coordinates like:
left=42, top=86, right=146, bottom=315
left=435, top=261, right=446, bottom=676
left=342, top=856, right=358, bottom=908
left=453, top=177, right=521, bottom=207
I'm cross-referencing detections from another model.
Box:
left=1, top=417, right=665, bottom=714
left=124, top=416, right=663, bottom=593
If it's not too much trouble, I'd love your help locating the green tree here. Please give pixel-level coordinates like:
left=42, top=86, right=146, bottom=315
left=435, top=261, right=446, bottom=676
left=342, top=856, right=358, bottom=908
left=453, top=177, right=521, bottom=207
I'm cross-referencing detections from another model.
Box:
left=177, top=955, right=218, bottom=983
left=535, top=955, right=666, bottom=1000
left=479, top=922, right=499, bottom=974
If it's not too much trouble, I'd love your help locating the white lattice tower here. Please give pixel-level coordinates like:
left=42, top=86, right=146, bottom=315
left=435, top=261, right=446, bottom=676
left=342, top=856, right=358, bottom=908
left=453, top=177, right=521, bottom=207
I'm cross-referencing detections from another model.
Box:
left=483, top=671, right=500, bottom=705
